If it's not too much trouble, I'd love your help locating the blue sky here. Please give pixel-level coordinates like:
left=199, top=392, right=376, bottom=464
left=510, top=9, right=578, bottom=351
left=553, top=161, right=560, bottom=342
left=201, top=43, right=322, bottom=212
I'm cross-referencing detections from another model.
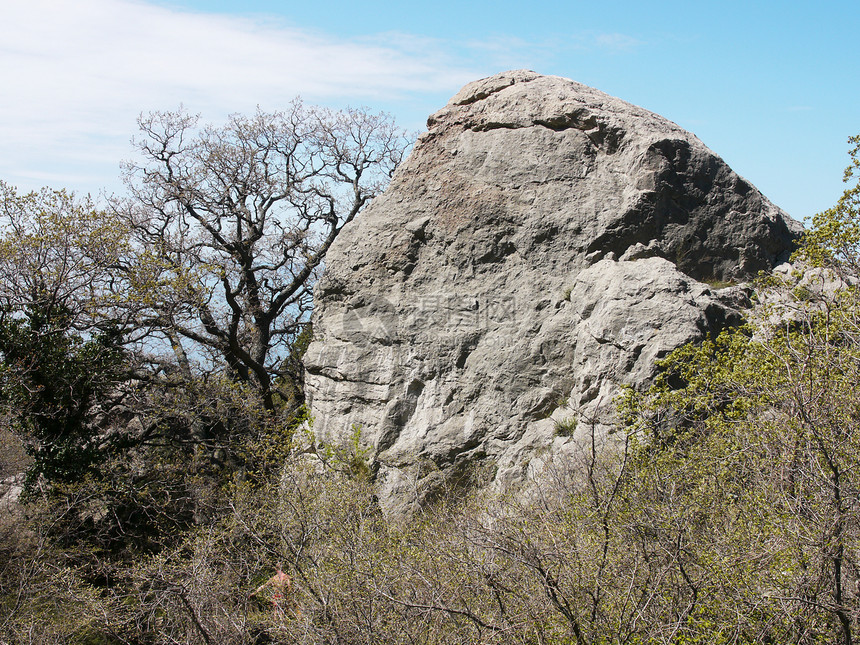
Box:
left=1, top=0, right=857, bottom=221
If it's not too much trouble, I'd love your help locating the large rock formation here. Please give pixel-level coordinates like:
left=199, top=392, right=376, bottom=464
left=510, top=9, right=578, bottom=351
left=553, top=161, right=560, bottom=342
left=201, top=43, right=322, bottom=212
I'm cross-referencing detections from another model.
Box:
left=304, top=70, right=801, bottom=512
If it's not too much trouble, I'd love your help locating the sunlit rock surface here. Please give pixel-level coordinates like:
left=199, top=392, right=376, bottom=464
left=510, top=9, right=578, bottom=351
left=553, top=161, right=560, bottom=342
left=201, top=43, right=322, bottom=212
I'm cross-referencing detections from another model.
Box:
left=304, top=70, right=801, bottom=513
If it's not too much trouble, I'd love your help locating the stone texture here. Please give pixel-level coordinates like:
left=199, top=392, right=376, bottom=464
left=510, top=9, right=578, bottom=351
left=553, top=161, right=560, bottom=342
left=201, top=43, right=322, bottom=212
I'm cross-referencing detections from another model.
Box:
left=0, top=474, right=23, bottom=512
left=304, top=70, right=802, bottom=513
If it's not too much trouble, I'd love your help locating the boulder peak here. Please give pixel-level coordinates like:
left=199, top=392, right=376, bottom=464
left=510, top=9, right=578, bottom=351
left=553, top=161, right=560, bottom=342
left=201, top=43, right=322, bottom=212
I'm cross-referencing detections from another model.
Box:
left=305, top=71, right=801, bottom=513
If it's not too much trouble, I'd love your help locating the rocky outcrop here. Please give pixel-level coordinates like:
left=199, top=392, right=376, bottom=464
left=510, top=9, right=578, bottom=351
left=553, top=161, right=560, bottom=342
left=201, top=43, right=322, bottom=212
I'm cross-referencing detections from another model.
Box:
left=0, top=474, right=23, bottom=512
left=304, top=70, right=802, bottom=513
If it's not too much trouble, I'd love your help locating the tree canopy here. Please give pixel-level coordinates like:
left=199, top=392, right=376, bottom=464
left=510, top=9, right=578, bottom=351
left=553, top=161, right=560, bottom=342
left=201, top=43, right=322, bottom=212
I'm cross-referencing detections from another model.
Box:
left=117, top=103, right=410, bottom=410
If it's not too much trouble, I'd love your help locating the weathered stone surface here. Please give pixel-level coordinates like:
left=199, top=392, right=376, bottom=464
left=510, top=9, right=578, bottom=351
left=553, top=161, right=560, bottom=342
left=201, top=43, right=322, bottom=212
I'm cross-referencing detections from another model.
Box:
left=304, top=70, right=801, bottom=512
left=0, top=474, right=23, bottom=512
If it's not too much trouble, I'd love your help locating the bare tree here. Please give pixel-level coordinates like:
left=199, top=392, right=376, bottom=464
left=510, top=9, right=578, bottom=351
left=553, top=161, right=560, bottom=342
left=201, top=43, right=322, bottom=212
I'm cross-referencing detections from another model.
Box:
left=117, top=101, right=410, bottom=410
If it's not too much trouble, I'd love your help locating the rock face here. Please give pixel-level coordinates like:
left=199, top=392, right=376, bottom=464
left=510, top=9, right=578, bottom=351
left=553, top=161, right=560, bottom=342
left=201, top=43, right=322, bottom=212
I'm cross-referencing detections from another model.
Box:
left=304, top=70, right=802, bottom=512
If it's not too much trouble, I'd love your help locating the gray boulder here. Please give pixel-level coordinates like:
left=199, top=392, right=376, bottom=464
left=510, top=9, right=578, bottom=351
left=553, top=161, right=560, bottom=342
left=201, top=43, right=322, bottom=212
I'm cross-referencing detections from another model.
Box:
left=304, top=70, right=801, bottom=512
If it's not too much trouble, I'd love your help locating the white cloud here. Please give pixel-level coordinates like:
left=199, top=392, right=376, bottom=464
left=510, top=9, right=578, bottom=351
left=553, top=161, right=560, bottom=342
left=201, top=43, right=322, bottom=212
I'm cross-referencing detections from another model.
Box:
left=592, top=32, right=643, bottom=51
left=463, top=35, right=557, bottom=71
left=0, top=0, right=478, bottom=195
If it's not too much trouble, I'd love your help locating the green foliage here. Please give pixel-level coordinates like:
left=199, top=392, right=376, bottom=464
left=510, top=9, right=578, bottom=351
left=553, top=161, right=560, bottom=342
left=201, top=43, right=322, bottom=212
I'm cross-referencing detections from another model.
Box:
left=0, top=181, right=129, bottom=327
left=0, top=303, right=127, bottom=488
left=617, top=134, right=860, bottom=644
left=0, top=106, right=410, bottom=643
left=0, top=183, right=135, bottom=493
left=795, top=134, right=860, bottom=273
left=620, top=311, right=859, bottom=641
left=239, top=403, right=310, bottom=487
left=273, top=322, right=314, bottom=414
left=553, top=415, right=578, bottom=437
left=701, top=277, right=738, bottom=289
left=315, top=423, right=374, bottom=481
